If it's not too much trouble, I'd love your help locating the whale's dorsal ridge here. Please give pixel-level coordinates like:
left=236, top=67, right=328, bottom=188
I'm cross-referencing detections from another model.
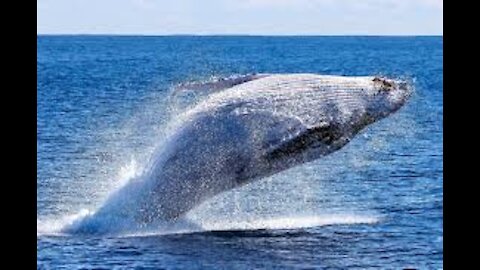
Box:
left=173, top=73, right=270, bottom=93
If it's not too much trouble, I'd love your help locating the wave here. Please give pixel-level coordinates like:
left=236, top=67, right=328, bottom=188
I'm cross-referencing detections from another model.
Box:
left=37, top=210, right=94, bottom=237
left=37, top=211, right=379, bottom=237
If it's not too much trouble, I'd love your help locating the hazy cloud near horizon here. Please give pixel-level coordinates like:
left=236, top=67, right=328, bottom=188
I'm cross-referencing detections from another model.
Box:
left=37, top=0, right=443, bottom=35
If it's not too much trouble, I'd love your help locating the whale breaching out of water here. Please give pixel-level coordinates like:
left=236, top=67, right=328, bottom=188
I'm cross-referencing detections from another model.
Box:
left=72, top=73, right=411, bottom=233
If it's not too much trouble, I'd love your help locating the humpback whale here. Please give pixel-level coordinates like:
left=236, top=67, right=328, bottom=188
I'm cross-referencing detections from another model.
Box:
left=74, top=73, right=411, bottom=232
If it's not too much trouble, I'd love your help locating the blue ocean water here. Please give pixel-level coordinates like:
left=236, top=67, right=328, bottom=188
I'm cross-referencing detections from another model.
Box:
left=37, top=36, right=443, bottom=269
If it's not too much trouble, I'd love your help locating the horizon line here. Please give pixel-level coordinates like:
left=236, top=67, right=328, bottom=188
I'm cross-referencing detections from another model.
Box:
left=37, top=33, right=443, bottom=37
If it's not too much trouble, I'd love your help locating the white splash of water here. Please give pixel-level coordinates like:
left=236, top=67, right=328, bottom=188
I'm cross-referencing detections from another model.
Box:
left=199, top=214, right=379, bottom=231
left=117, top=214, right=380, bottom=238
left=114, top=159, right=142, bottom=192
left=37, top=209, right=94, bottom=236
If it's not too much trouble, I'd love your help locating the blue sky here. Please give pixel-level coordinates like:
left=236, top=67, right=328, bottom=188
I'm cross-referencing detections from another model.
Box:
left=37, top=0, right=443, bottom=35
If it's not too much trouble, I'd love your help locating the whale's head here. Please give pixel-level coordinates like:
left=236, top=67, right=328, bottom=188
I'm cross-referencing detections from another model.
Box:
left=364, top=77, right=412, bottom=120
left=262, top=76, right=412, bottom=167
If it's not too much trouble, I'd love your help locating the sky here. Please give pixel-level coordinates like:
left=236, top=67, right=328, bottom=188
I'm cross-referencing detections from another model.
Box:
left=37, top=0, right=443, bottom=35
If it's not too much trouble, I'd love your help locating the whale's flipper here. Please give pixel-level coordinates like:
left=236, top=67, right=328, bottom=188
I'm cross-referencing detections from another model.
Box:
left=173, top=74, right=269, bottom=93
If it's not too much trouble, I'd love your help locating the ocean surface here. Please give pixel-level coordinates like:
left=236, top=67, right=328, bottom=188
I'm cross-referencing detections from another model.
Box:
left=37, top=36, right=443, bottom=269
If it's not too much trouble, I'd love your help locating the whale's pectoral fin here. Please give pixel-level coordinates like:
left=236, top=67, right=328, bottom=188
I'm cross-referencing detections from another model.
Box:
left=265, top=124, right=344, bottom=162
left=173, top=73, right=270, bottom=93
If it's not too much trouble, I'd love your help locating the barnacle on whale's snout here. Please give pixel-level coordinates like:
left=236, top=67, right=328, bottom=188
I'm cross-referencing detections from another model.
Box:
left=372, top=77, right=396, bottom=92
